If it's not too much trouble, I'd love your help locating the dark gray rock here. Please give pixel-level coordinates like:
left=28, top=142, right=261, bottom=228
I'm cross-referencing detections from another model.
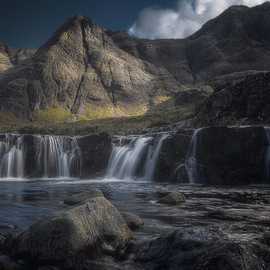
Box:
left=154, top=129, right=193, bottom=182
left=0, top=255, right=19, bottom=270
left=77, top=133, right=112, bottom=178
left=193, top=126, right=267, bottom=185
left=135, top=228, right=266, bottom=270
left=121, top=212, right=144, bottom=231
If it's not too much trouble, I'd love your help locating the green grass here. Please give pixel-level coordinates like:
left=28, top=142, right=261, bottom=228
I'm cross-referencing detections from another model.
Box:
left=0, top=97, right=197, bottom=136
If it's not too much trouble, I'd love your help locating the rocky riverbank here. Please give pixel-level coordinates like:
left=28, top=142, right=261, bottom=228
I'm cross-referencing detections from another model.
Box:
left=1, top=183, right=270, bottom=270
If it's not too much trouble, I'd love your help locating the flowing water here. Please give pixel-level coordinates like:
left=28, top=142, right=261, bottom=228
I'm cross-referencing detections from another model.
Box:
left=0, top=130, right=270, bottom=243
left=0, top=135, right=25, bottom=179
left=106, top=134, right=168, bottom=181
left=0, top=134, right=81, bottom=179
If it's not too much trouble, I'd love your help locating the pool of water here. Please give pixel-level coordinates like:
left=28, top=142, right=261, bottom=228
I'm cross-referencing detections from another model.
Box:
left=0, top=178, right=270, bottom=242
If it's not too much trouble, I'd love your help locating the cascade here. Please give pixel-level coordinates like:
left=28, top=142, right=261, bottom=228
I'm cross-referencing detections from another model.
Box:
left=0, top=134, right=24, bottom=178
left=185, top=129, right=202, bottom=184
left=35, top=136, right=81, bottom=178
left=0, top=134, right=81, bottom=179
left=264, top=127, right=270, bottom=180
left=106, top=134, right=168, bottom=181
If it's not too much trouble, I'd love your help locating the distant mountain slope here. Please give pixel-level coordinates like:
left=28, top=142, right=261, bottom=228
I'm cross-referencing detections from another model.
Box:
left=0, top=2, right=270, bottom=121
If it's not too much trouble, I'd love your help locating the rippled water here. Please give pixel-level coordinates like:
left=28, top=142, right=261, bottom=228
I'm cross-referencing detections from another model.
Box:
left=1, top=178, right=270, bottom=242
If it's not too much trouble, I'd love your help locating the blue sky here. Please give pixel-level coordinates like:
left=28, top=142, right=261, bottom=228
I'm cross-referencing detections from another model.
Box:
left=0, top=0, right=265, bottom=48
left=0, top=0, right=177, bottom=48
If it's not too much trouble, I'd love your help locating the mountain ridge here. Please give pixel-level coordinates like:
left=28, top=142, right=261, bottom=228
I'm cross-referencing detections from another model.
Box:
left=0, top=2, right=270, bottom=124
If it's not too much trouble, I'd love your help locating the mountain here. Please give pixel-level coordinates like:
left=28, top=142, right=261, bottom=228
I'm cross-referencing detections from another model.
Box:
left=0, top=2, right=270, bottom=122
left=0, top=42, right=13, bottom=73
left=0, top=42, right=35, bottom=74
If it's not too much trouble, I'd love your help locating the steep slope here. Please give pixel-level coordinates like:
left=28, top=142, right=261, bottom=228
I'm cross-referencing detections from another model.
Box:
left=0, top=16, right=180, bottom=120
left=112, top=2, right=270, bottom=82
left=194, top=71, right=270, bottom=126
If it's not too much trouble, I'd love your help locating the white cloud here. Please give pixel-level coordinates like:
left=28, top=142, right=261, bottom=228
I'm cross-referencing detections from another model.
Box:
left=129, top=0, right=266, bottom=39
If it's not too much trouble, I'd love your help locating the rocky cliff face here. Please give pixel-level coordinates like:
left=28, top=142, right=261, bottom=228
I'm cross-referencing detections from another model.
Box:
left=0, top=3, right=270, bottom=122
left=195, top=71, right=270, bottom=125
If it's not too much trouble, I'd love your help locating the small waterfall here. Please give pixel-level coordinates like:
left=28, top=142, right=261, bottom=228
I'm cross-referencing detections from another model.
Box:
left=264, top=127, right=270, bottom=180
left=106, top=134, right=168, bottom=181
left=0, top=135, right=25, bottom=178
left=0, top=134, right=81, bottom=179
left=185, top=129, right=202, bottom=183
left=36, top=136, right=81, bottom=178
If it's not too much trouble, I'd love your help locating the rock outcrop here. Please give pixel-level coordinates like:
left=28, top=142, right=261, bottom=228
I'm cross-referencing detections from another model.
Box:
left=189, top=126, right=268, bottom=185
left=195, top=71, right=270, bottom=126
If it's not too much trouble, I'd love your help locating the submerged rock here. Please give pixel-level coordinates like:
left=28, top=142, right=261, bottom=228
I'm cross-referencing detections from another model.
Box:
left=121, top=212, right=144, bottom=231
left=158, top=192, right=186, bottom=205
left=63, top=189, right=104, bottom=206
left=15, top=197, right=133, bottom=264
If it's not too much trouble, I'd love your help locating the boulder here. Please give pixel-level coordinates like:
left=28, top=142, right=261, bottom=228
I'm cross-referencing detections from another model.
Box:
left=121, top=212, right=144, bottom=231
left=158, top=192, right=186, bottom=206
left=15, top=197, right=133, bottom=263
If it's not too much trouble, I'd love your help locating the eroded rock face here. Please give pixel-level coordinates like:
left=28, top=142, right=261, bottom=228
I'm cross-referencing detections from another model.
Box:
left=77, top=133, right=112, bottom=178
left=196, top=71, right=270, bottom=126
left=15, top=197, right=133, bottom=264
left=154, top=129, right=193, bottom=182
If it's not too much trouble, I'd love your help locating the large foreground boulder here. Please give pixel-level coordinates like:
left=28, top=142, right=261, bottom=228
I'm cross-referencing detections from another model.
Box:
left=15, top=197, right=132, bottom=264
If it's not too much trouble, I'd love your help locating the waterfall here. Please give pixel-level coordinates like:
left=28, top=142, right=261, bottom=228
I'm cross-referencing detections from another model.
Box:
left=185, top=129, right=202, bottom=183
left=36, top=136, right=81, bottom=178
left=106, top=134, right=168, bottom=181
left=0, top=135, right=24, bottom=178
left=0, top=134, right=81, bottom=179
left=264, top=127, right=270, bottom=180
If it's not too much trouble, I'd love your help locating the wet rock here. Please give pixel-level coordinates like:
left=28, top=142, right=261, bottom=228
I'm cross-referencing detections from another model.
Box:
left=121, top=212, right=144, bottom=231
left=135, top=228, right=266, bottom=270
left=77, top=133, right=112, bottom=178
left=15, top=197, right=133, bottom=264
left=174, top=164, right=189, bottom=183
left=38, top=267, right=59, bottom=270
left=193, top=126, right=267, bottom=185
left=0, top=255, right=19, bottom=270
left=63, top=189, right=104, bottom=206
left=155, top=129, right=193, bottom=182
left=158, top=192, right=185, bottom=205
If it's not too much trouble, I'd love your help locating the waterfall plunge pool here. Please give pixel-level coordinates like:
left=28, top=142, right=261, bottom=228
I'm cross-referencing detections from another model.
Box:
left=1, top=178, right=270, bottom=244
